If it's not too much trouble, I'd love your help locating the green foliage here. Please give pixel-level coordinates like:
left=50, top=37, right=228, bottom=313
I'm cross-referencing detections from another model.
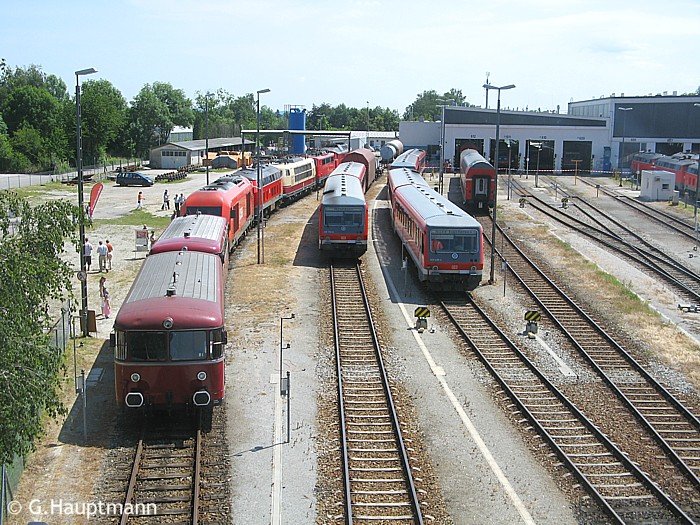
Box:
left=306, top=103, right=399, bottom=131
left=403, top=89, right=473, bottom=121
left=0, top=192, right=80, bottom=464
left=80, top=79, right=128, bottom=160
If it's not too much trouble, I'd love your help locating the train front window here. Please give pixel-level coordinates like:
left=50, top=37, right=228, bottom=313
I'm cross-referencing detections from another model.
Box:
left=430, top=229, right=479, bottom=254
left=186, top=206, right=222, bottom=216
left=324, top=206, right=364, bottom=231
left=169, top=331, right=208, bottom=361
left=127, top=331, right=167, bottom=361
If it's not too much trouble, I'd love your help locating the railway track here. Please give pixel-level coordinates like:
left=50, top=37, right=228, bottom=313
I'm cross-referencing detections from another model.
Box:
left=111, top=414, right=229, bottom=525
left=441, top=296, right=693, bottom=524
left=512, top=179, right=700, bottom=302
left=575, top=177, right=698, bottom=240
left=330, top=263, right=423, bottom=524
left=478, top=215, right=700, bottom=504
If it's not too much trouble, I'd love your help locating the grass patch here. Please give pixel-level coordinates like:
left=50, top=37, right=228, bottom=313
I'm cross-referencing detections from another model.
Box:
left=92, top=209, right=171, bottom=229
left=10, top=181, right=74, bottom=200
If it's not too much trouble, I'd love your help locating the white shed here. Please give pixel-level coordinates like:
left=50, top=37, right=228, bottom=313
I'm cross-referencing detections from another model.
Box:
left=639, top=170, right=676, bottom=201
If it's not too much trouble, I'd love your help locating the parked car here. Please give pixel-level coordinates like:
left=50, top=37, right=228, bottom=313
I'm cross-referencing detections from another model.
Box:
left=116, top=172, right=154, bottom=187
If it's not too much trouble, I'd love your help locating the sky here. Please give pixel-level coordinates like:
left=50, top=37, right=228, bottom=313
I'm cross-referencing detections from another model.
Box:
left=3, top=0, right=700, bottom=116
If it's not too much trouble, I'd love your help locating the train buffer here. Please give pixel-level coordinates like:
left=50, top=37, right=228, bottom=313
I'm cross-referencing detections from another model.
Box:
left=524, top=310, right=541, bottom=337
left=414, top=306, right=430, bottom=333
left=678, top=303, right=699, bottom=313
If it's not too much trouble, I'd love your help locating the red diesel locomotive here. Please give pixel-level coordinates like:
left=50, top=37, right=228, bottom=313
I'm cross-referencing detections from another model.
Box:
left=312, top=152, right=338, bottom=188
left=239, top=165, right=284, bottom=216
left=460, top=149, right=496, bottom=215
left=114, top=250, right=227, bottom=415
left=180, top=175, right=254, bottom=246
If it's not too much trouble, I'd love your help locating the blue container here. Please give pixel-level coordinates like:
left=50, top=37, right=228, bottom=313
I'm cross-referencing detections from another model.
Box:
left=289, top=107, right=306, bottom=154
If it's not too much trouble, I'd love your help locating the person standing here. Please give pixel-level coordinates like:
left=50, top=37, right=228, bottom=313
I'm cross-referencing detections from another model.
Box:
left=101, top=286, right=111, bottom=319
left=179, top=194, right=185, bottom=214
left=97, top=240, right=108, bottom=272
left=137, top=191, right=144, bottom=209
left=162, top=189, right=170, bottom=210
left=99, top=276, right=106, bottom=298
left=174, top=193, right=182, bottom=214
left=84, top=237, right=93, bottom=272
left=106, top=239, right=114, bottom=271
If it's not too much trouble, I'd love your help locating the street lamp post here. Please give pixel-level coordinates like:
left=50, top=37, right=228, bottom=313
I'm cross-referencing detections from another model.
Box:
left=75, top=67, right=97, bottom=337
left=693, top=104, right=700, bottom=225
left=483, top=82, right=515, bottom=285
left=437, top=98, right=455, bottom=195
left=617, top=107, right=633, bottom=186
left=256, top=88, right=270, bottom=265
left=205, top=93, right=212, bottom=185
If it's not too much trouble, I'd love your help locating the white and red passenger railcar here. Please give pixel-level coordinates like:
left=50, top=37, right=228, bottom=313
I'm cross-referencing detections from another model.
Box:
left=114, top=250, right=227, bottom=414
left=388, top=168, right=483, bottom=291
left=460, top=149, right=496, bottom=215
left=180, top=175, right=254, bottom=246
left=318, top=162, right=368, bottom=256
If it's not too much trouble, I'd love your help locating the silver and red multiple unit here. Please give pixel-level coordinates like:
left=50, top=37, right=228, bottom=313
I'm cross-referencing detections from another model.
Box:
left=114, top=250, right=227, bottom=412
left=318, top=162, right=368, bottom=257
left=239, top=165, right=284, bottom=216
left=391, top=148, right=427, bottom=173
left=459, top=149, right=496, bottom=215
left=388, top=166, right=483, bottom=291
left=180, top=175, right=254, bottom=245
left=149, top=214, right=230, bottom=266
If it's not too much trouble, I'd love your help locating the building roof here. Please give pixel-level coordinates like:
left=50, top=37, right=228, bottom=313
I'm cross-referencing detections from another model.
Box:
left=444, top=106, right=606, bottom=128
left=153, top=137, right=255, bottom=152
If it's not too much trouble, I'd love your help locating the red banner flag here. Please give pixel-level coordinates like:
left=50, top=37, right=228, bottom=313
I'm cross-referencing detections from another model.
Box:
left=88, top=182, right=104, bottom=218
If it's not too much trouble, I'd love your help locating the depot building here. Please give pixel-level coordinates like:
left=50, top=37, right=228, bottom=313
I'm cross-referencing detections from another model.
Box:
left=399, top=94, right=700, bottom=174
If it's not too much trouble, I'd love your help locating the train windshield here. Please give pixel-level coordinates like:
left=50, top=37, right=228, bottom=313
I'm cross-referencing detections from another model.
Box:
left=323, top=206, right=364, bottom=232
left=186, top=206, right=222, bottom=216
left=430, top=229, right=479, bottom=254
left=119, top=329, right=225, bottom=361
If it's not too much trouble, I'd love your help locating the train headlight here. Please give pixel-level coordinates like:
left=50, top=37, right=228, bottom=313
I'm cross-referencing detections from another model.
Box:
left=197, top=371, right=207, bottom=381
left=163, top=317, right=174, bottom=329
left=130, top=373, right=141, bottom=383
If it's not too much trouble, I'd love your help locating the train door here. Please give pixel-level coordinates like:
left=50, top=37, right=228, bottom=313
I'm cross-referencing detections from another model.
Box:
left=232, top=204, right=240, bottom=236
left=473, top=176, right=490, bottom=212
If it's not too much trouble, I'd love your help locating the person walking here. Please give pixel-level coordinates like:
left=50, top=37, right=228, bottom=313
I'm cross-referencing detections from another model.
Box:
left=97, top=240, right=108, bottom=272
left=174, top=193, right=182, bottom=214
left=99, top=276, right=106, bottom=299
left=84, top=237, right=93, bottom=272
left=106, top=239, right=114, bottom=271
left=137, top=191, right=144, bottom=209
left=162, top=189, right=170, bottom=210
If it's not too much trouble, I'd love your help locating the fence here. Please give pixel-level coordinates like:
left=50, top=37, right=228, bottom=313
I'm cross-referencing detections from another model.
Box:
left=0, top=299, right=71, bottom=524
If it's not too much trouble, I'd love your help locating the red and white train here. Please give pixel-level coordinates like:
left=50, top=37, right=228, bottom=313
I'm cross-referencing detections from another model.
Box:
left=114, top=224, right=228, bottom=415
left=630, top=152, right=699, bottom=196
left=318, top=161, right=368, bottom=256
left=460, top=149, right=496, bottom=215
left=239, top=165, right=284, bottom=216
left=391, top=148, right=427, bottom=173
left=180, top=175, right=254, bottom=247
left=388, top=165, right=483, bottom=291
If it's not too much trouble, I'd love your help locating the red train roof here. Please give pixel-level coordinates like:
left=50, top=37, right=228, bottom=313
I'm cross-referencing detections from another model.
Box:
left=150, top=215, right=227, bottom=255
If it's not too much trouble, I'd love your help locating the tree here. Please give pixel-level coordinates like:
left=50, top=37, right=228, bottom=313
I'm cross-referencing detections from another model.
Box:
left=80, top=79, right=127, bottom=160
left=152, top=82, right=194, bottom=128
left=128, top=85, right=172, bottom=156
left=0, top=192, right=80, bottom=464
left=0, top=64, right=68, bottom=103
left=403, top=89, right=473, bottom=121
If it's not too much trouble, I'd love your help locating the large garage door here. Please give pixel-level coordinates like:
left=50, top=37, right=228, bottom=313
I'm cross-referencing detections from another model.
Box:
left=562, top=141, right=592, bottom=174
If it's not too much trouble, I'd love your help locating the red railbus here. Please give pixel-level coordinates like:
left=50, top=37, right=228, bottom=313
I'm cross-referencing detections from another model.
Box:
left=391, top=148, right=426, bottom=173
left=114, top=251, right=227, bottom=415
left=180, top=175, right=254, bottom=246
left=460, top=149, right=496, bottom=215
left=150, top=214, right=229, bottom=266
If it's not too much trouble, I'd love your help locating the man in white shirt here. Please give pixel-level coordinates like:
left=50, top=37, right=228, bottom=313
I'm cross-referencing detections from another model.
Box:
left=84, top=238, right=93, bottom=272
left=97, top=240, right=108, bottom=273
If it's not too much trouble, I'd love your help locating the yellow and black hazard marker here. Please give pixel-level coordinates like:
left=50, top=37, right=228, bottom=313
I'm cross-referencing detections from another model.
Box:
left=519, top=197, right=526, bottom=208
left=524, top=310, right=540, bottom=337
left=414, top=307, right=431, bottom=318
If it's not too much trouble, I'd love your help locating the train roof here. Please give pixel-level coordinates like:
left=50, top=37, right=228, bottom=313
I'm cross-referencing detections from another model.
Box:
left=388, top=168, right=431, bottom=191
left=395, top=184, right=480, bottom=229
left=391, top=148, right=426, bottom=170
left=115, top=251, right=223, bottom=330
left=460, top=149, right=494, bottom=171
left=275, top=156, right=314, bottom=169
left=655, top=157, right=695, bottom=169
left=343, top=148, right=375, bottom=167
left=239, top=165, right=282, bottom=186
left=150, top=215, right=227, bottom=255
left=321, top=174, right=365, bottom=206
left=330, top=161, right=366, bottom=179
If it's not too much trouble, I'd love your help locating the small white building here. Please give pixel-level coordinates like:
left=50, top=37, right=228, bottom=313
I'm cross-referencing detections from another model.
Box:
left=639, top=170, right=676, bottom=201
left=149, top=138, right=253, bottom=169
